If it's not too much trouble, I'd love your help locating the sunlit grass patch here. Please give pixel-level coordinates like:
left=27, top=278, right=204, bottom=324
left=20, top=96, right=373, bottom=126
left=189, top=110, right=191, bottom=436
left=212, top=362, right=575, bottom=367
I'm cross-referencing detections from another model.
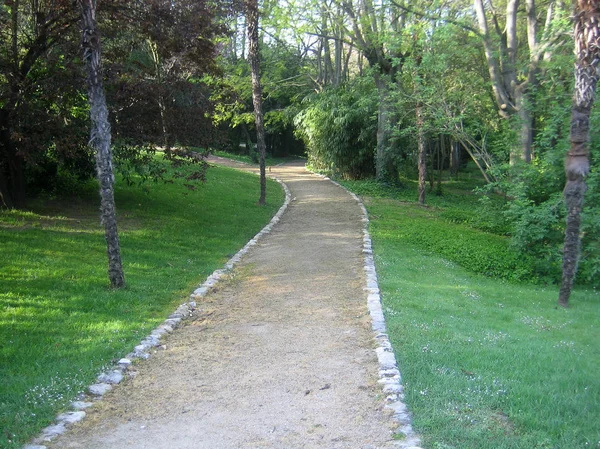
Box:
left=360, top=194, right=600, bottom=449
left=0, top=162, right=284, bottom=447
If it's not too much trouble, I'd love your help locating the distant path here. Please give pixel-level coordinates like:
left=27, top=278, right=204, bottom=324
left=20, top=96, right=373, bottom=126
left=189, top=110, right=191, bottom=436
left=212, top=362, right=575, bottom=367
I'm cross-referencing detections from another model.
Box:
left=49, top=159, right=398, bottom=449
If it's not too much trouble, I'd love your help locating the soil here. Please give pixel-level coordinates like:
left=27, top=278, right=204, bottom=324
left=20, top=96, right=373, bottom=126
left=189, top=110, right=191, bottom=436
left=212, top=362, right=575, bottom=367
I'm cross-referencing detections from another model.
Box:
left=48, top=158, right=398, bottom=449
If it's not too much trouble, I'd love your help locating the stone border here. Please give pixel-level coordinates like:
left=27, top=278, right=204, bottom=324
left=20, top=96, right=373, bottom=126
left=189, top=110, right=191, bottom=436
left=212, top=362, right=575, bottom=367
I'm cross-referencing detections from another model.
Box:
left=24, top=176, right=292, bottom=449
left=315, top=174, right=423, bottom=449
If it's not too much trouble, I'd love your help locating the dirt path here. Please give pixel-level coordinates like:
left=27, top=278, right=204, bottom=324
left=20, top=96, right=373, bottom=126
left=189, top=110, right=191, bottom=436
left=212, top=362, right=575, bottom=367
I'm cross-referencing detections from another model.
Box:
left=48, top=159, right=399, bottom=449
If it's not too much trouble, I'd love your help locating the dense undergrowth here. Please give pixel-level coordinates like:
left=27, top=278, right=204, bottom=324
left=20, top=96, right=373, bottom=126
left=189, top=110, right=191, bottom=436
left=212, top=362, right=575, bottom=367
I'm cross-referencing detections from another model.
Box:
left=0, top=160, right=284, bottom=448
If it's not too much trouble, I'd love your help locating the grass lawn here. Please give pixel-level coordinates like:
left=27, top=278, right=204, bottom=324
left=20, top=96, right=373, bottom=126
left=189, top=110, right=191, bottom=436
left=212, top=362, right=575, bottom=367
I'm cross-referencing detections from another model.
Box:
left=0, top=160, right=284, bottom=448
left=341, top=177, right=600, bottom=449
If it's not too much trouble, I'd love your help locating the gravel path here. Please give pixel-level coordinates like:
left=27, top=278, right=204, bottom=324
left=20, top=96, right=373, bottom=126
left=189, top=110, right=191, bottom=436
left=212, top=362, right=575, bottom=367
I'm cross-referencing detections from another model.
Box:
left=47, top=159, right=401, bottom=449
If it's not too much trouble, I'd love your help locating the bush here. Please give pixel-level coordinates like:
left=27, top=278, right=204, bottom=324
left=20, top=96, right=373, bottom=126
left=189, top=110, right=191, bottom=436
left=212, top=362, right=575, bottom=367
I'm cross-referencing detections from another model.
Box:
left=294, top=79, right=377, bottom=179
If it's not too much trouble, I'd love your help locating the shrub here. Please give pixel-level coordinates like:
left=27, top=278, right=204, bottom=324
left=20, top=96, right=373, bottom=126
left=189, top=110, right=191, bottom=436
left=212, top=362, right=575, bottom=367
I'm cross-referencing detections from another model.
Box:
left=294, top=79, right=377, bottom=179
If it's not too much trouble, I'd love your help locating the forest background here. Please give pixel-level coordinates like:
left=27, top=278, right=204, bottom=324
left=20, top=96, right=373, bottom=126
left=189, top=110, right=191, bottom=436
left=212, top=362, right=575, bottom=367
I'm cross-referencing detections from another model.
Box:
left=1, top=0, right=599, bottom=289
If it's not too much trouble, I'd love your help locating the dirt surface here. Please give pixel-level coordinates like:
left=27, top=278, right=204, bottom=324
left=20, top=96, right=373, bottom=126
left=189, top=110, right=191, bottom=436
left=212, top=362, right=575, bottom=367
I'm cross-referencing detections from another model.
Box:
left=48, top=158, right=398, bottom=449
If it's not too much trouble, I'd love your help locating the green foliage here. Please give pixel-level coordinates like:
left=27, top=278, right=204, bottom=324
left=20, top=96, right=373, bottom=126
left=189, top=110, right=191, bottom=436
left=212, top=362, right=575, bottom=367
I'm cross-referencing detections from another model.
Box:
left=0, top=161, right=284, bottom=447
left=479, top=143, right=600, bottom=287
left=112, top=142, right=167, bottom=186
left=294, top=79, right=377, bottom=179
left=209, top=42, right=309, bottom=157
left=0, top=1, right=227, bottom=207
left=504, top=190, right=565, bottom=283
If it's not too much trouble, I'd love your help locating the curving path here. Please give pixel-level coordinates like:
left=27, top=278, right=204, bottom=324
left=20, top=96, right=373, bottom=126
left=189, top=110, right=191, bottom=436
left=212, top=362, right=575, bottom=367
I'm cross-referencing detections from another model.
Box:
left=47, top=159, right=401, bottom=449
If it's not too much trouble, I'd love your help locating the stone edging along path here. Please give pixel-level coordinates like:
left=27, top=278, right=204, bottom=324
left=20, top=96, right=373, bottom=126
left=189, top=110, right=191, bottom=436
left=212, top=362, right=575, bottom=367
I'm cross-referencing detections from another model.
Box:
left=314, top=173, right=422, bottom=449
left=24, top=165, right=422, bottom=449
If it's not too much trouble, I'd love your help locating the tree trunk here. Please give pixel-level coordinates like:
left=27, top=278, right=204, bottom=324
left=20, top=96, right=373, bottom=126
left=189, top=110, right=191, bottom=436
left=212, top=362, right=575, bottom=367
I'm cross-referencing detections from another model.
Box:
left=246, top=0, right=267, bottom=205
left=450, top=140, right=460, bottom=178
left=0, top=111, right=26, bottom=209
left=321, top=3, right=333, bottom=85
left=558, top=0, right=598, bottom=307
left=417, top=101, right=427, bottom=205
left=148, top=40, right=171, bottom=156
left=80, top=0, right=125, bottom=289
left=517, top=89, right=534, bottom=164
left=474, top=0, right=546, bottom=164
left=374, top=73, right=395, bottom=183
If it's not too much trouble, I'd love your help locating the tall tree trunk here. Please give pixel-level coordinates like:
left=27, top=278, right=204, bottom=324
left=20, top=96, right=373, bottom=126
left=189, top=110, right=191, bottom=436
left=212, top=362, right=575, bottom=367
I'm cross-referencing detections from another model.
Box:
left=148, top=40, right=171, bottom=156
left=474, top=0, right=547, bottom=164
left=558, top=0, right=598, bottom=307
left=374, top=73, right=395, bottom=183
left=417, top=101, right=427, bottom=205
left=321, top=3, right=333, bottom=85
left=516, top=89, right=534, bottom=163
left=80, top=0, right=125, bottom=288
left=0, top=111, right=26, bottom=209
left=450, top=140, right=460, bottom=178
left=246, top=0, right=266, bottom=205
left=241, top=15, right=247, bottom=60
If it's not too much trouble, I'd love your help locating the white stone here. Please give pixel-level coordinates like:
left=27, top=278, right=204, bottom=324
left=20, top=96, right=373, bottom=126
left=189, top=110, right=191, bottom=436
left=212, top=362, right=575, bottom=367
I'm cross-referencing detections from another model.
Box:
left=98, top=370, right=123, bottom=384
left=376, top=347, right=398, bottom=370
left=382, top=383, right=403, bottom=394
left=165, top=318, right=180, bottom=326
left=193, top=287, right=208, bottom=296
left=367, top=279, right=378, bottom=289
left=141, top=336, right=159, bottom=347
left=150, top=329, right=166, bottom=338
left=72, top=401, right=94, bottom=410
left=133, top=351, right=150, bottom=360
left=57, top=411, right=86, bottom=425
left=37, top=423, right=66, bottom=441
left=89, top=383, right=112, bottom=396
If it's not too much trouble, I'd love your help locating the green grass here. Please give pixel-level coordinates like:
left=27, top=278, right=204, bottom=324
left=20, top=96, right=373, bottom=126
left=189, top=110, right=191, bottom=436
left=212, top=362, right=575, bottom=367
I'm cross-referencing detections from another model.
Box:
left=0, top=161, right=284, bottom=447
left=357, top=194, right=600, bottom=449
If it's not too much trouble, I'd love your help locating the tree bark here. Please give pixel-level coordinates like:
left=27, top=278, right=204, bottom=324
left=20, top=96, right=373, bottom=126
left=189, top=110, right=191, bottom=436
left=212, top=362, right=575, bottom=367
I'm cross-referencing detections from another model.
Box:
left=558, top=0, right=598, bottom=307
left=374, top=73, right=396, bottom=183
left=417, top=100, right=427, bottom=205
left=246, top=0, right=267, bottom=205
left=473, top=0, right=549, bottom=164
left=342, top=0, right=401, bottom=183
left=80, top=0, right=125, bottom=288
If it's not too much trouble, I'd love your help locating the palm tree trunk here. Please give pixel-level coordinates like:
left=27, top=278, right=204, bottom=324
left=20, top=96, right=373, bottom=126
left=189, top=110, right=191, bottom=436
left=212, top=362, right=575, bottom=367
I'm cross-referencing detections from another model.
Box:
left=80, top=0, right=125, bottom=288
left=558, top=0, right=598, bottom=307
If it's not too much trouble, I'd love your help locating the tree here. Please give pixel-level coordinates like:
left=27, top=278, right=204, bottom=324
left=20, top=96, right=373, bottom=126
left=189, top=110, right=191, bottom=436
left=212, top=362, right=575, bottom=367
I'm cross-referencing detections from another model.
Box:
left=0, top=0, right=80, bottom=208
left=473, top=0, right=566, bottom=164
left=245, top=0, right=267, bottom=205
left=558, top=0, right=598, bottom=307
left=341, top=0, right=406, bottom=183
left=79, top=0, right=125, bottom=288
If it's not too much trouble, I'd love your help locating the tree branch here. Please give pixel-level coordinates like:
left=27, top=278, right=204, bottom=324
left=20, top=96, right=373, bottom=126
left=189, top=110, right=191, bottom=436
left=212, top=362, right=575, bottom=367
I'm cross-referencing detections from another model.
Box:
left=389, top=0, right=482, bottom=36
